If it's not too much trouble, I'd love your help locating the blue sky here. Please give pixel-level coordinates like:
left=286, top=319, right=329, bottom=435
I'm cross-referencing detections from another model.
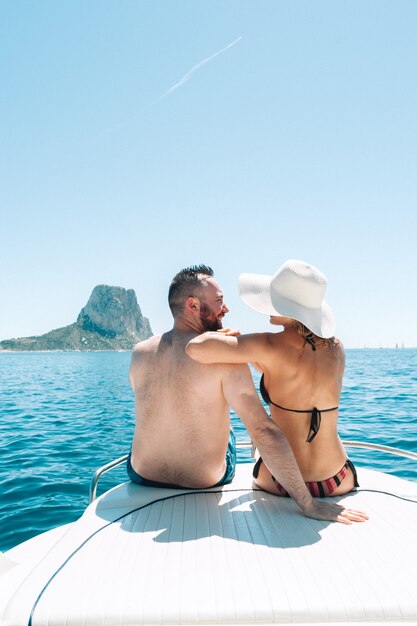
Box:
left=1, top=1, right=416, bottom=348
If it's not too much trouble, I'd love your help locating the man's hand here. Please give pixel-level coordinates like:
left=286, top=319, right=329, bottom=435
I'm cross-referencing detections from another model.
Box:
left=301, top=499, right=369, bottom=524
left=217, top=328, right=241, bottom=336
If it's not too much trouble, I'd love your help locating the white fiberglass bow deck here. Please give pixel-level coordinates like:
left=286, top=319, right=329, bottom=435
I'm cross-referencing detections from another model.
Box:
left=1, top=442, right=417, bottom=626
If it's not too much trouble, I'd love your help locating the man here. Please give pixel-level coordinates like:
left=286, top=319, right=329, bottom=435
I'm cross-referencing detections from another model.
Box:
left=129, top=265, right=367, bottom=523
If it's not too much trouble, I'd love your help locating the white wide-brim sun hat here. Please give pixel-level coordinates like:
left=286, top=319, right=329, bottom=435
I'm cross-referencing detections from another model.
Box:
left=238, top=259, right=335, bottom=338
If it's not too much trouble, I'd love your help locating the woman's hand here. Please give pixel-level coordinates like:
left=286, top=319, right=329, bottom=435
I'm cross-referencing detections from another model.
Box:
left=216, top=328, right=241, bottom=337
left=302, top=499, right=369, bottom=524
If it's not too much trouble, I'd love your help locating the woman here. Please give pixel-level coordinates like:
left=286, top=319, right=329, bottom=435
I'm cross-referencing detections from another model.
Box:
left=186, top=259, right=359, bottom=498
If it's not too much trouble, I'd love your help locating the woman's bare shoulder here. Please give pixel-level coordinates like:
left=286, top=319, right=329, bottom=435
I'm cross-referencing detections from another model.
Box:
left=332, top=336, right=345, bottom=353
left=253, top=331, right=290, bottom=363
left=329, top=337, right=345, bottom=369
left=247, top=331, right=281, bottom=349
left=235, top=331, right=279, bottom=366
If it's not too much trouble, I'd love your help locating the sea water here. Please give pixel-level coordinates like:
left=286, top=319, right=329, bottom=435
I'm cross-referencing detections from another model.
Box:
left=1, top=349, right=416, bottom=551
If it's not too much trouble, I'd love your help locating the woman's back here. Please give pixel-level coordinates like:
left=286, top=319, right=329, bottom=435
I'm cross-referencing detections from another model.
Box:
left=259, top=325, right=346, bottom=480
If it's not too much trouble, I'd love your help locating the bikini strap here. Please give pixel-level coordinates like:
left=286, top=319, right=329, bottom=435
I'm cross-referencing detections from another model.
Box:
left=259, top=375, right=338, bottom=443
left=306, top=407, right=321, bottom=443
left=305, top=331, right=317, bottom=351
left=273, top=404, right=338, bottom=444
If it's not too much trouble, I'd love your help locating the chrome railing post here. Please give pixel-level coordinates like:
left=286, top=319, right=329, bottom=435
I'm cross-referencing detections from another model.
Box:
left=89, top=454, right=129, bottom=503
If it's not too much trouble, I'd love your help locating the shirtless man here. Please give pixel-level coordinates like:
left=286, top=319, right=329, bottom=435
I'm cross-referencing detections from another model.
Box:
left=129, top=265, right=367, bottom=523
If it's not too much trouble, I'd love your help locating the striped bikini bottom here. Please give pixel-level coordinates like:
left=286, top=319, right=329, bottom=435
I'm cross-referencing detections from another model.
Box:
left=252, top=457, right=359, bottom=498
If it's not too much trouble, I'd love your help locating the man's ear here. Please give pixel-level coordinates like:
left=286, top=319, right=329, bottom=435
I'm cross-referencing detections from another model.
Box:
left=185, top=296, right=200, bottom=313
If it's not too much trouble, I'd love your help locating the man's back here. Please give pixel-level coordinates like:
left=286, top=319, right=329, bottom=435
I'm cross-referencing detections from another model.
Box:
left=129, top=330, right=232, bottom=488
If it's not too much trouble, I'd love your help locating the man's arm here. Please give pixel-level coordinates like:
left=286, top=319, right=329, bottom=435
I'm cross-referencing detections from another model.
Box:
left=221, top=363, right=368, bottom=524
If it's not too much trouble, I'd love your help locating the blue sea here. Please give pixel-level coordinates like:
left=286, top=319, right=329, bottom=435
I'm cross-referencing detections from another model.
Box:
left=1, top=349, right=417, bottom=552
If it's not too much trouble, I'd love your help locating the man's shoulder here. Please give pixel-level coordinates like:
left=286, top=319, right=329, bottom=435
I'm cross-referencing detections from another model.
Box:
left=132, top=334, right=163, bottom=355
left=130, top=334, right=165, bottom=383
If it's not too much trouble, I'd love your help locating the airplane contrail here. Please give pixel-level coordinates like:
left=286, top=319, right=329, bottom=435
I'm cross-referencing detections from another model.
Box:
left=98, top=36, right=243, bottom=137
left=157, top=35, right=242, bottom=101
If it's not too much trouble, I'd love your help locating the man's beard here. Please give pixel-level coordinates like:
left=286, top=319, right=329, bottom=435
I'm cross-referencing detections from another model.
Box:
left=199, top=302, right=223, bottom=332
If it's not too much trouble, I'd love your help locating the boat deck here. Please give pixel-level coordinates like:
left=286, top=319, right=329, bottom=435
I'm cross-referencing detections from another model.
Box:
left=1, top=464, right=417, bottom=625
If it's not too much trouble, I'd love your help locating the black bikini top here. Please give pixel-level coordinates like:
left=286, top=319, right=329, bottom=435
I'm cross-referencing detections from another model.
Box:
left=259, top=374, right=338, bottom=444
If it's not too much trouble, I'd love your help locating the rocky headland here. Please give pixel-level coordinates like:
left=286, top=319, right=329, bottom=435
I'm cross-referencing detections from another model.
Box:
left=0, top=285, right=152, bottom=351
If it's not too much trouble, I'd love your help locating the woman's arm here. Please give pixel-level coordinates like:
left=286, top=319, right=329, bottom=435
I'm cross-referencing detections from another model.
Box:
left=185, top=331, right=268, bottom=365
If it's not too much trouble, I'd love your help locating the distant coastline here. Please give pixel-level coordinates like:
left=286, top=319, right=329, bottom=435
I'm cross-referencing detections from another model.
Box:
left=0, top=285, right=152, bottom=352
